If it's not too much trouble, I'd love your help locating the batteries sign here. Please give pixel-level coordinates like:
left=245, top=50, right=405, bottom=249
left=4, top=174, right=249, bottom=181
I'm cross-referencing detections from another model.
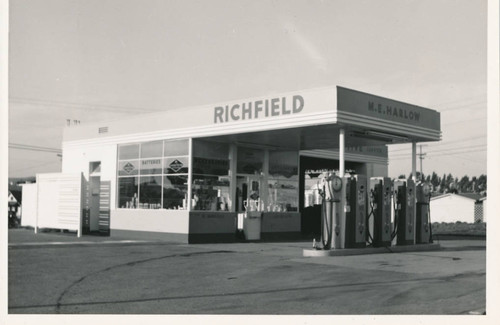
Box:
left=141, top=159, right=162, bottom=175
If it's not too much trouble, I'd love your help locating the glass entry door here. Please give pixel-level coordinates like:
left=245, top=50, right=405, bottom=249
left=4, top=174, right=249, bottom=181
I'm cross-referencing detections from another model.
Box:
left=236, top=175, right=262, bottom=212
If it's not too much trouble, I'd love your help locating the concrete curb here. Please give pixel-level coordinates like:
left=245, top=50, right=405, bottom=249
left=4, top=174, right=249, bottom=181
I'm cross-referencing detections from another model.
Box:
left=303, top=243, right=441, bottom=257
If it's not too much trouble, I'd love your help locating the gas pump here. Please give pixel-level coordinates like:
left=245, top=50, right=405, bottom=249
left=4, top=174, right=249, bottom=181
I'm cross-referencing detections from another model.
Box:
left=369, top=177, right=392, bottom=247
left=394, top=179, right=415, bottom=245
left=416, top=182, right=431, bottom=244
left=345, top=175, right=367, bottom=248
left=320, top=173, right=343, bottom=250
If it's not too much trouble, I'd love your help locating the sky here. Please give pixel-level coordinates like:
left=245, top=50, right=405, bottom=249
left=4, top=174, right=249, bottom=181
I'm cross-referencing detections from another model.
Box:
left=8, top=0, right=488, bottom=179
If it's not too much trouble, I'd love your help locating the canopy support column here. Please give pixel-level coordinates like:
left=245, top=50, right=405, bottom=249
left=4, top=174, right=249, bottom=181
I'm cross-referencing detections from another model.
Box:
left=411, top=141, right=417, bottom=243
left=412, top=142, right=417, bottom=180
left=339, top=128, right=346, bottom=249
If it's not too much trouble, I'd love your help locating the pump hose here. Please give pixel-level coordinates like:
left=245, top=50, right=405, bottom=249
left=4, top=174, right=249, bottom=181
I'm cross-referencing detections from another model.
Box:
left=428, top=201, right=433, bottom=243
left=321, top=197, right=332, bottom=249
left=390, top=191, right=399, bottom=240
left=366, top=200, right=375, bottom=246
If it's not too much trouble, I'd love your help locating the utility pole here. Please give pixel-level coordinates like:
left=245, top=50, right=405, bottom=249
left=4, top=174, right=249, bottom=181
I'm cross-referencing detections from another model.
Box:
left=417, top=144, right=427, bottom=181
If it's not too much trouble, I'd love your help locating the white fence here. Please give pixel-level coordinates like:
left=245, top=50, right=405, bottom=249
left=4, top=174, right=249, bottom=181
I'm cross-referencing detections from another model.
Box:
left=20, top=183, right=37, bottom=228
left=21, top=173, right=84, bottom=237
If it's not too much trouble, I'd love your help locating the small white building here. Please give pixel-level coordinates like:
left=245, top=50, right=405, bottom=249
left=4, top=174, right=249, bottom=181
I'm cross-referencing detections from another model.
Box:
left=430, top=193, right=485, bottom=223
left=8, top=191, right=21, bottom=217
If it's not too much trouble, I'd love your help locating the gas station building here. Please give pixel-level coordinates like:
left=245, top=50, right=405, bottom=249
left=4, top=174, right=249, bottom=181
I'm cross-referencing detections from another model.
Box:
left=23, top=86, right=441, bottom=243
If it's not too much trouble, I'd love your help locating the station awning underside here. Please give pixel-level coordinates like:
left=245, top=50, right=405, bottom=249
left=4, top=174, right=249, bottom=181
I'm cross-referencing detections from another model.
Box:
left=205, top=122, right=438, bottom=152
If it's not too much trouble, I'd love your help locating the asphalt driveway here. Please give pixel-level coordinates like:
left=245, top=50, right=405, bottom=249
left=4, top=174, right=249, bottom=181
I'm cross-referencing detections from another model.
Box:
left=8, top=229, right=486, bottom=315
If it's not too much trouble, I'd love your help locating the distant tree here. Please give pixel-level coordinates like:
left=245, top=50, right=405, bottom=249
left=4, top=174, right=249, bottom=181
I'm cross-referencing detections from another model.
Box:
left=430, top=172, right=440, bottom=189
left=470, top=176, right=478, bottom=192
left=407, top=171, right=423, bottom=181
left=440, top=174, right=446, bottom=193
left=445, top=174, right=454, bottom=192
left=477, top=174, right=487, bottom=191
left=420, top=171, right=486, bottom=194
left=459, top=175, right=470, bottom=193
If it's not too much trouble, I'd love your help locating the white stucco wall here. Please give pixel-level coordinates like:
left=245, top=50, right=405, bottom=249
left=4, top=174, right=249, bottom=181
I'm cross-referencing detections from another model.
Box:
left=430, top=194, right=476, bottom=223
left=366, top=163, right=388, bottom=179
left=62, top=144, right=118, bottom=209
left=112, top=209, right=189, bottom=234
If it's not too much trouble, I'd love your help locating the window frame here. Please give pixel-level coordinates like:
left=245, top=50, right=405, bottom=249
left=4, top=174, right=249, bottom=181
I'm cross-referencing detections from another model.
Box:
left=116, top=139, right=190, bottom=210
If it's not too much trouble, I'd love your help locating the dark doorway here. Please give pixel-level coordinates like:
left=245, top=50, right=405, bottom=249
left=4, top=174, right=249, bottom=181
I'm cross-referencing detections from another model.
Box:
left=84, top=161, right=110, bottom=236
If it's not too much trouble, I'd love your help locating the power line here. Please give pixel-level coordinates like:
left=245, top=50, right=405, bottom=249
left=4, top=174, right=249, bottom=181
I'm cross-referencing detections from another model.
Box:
left=9, top=97, right=159, bottom=114
left=9, top=143, right=62, bottom=153
left=417, top=144, right=426, bottom=177
left=390, top=144, right=487, bottom=157
left=391, top=145, right=487, bottom=157
left=428, top=94, right=486, bottom=108
left=390, top=148, right=487, bottom=161
left=442, top=116, right=486, bottom=126
left=428, top=154, right=485, bottom=164
left=387, top=135, right=487, bottom=153
left=438, top=100, right=486, bottom=112
left=9, top=160, right=61, bottom=174
left=426, top=148, right=487, bottom=157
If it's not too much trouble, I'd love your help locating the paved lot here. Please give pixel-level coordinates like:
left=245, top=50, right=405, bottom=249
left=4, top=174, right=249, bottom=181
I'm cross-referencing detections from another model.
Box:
left=8, top=228, right=486, bottom=315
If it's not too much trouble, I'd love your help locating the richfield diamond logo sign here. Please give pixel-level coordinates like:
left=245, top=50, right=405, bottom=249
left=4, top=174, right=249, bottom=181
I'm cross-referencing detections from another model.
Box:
left=169, top=159, right=183, bottom=173
left=123, top=162, right=135, bottom=174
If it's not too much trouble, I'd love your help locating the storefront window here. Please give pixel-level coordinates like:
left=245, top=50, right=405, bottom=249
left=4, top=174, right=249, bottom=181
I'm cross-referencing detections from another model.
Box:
left=118, top=177, right=139, bottom=208
left=140, top=158, right=163, bottom=175
left=192, top=157, right=229, bottom=175
left=192, top=176, right=231, bottom=211
left=267, top=179, right=298, bottom=212
left=141, top=140, right=163, bottom=158
left=192, top=140, right=231, bottom=211
left=165, top=139, right=189, bottom=157
left=118, top=160, right=139, bottom=176
left=139, top=176, right=162, bottom=209
left=117, top=139, right=189, bottom=210
left=163, top=175, right=188, bottom=210
left=193, top=140, right=228, bottom=159
left=267, top=150, right=299, bottom=212
left=164, top=156, right=189, bottom=174
left=237, top=147, right=264, bottom=174
left=269, top=151, right=298, bottom=180
left=118, top=144, right=140, bottom=160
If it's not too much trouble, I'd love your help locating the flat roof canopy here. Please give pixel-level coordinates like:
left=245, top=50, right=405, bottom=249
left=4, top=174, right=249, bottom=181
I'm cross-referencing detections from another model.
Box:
left=63, top=86, right=441, bottom=150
